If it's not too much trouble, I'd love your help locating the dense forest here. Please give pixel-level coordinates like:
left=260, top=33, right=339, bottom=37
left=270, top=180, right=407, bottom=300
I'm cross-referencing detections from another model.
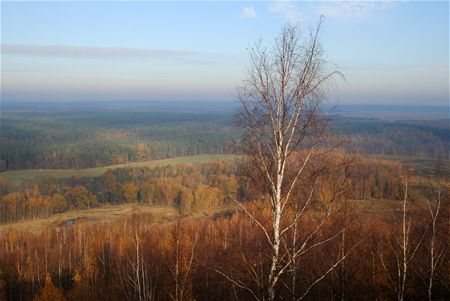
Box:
left=0, top=110, right=235, bottom=170
left=1, top=205, right=448, bottom=301
left=1, top=106, right=448, bottom=171
left=0, top=157, right=448, bottom=300
left=331, top=117, right=449, bottom=159
left=1, top=104, right=448, bottom=301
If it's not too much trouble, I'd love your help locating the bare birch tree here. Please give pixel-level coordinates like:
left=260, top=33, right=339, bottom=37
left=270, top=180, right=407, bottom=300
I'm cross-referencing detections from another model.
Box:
left=227, top=19, right=347, bottom=301
left=119, top=227, right=158, bottom=301
left=418, top=183, right=447, bottom=301
left=380, top=182, right=425, bottom=301
left=167, top=221, right=198, bottom=301
left=425, top=190, right=444, bottom=301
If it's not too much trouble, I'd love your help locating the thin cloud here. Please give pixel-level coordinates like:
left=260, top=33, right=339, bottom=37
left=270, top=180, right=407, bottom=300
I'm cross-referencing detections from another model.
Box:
left=1, top=44, right=197, bottom=59
left=318, top=1, right=396, bottom=20
left=268, top=0, right=303, bottom=22
left=242, top=6, right=256, bottom=18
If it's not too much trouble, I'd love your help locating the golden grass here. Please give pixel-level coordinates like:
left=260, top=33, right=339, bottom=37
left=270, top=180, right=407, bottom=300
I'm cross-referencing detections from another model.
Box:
left=0, top=204, right=178, bottom=234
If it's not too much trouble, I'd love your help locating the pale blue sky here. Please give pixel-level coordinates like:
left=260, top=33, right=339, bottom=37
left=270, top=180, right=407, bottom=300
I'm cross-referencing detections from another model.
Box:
left=1, top=1, right=449, bottom=105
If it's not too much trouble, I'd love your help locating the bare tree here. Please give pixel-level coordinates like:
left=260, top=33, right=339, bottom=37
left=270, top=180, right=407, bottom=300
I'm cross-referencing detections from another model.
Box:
left=425, top=190, right=444, bottom=301
left=418, top=183, right=447, bottom=301
left=226, top=18, right=347, bottom=301
left=167, top=221, right=198, bottom=301
left=119, top=227, right=158, bottom=301
left=380, top=182, right=425, bottom=301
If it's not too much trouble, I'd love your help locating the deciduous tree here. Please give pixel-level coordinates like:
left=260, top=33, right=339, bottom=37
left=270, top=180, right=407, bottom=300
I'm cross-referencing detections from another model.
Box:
left=230, top=19, right=346, bottom=301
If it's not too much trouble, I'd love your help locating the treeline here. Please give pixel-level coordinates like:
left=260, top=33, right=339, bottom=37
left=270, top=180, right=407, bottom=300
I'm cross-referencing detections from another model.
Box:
left=1, top=111, right=448, bottom=171
left=0, top=111, right=235, bottom=170
left=1, top=155, right=408, bottom=224
left=0, top=161, right=239, bottom=224
left=330, top=117, right=449, bottom=159
left=0, top=186, right=448, bottom=300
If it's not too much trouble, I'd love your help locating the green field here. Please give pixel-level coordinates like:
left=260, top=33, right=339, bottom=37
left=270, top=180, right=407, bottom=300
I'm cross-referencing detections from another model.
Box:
left=1, top=154, right=236, bottom=182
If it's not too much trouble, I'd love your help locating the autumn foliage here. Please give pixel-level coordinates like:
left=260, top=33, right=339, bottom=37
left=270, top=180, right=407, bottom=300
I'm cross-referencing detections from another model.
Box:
left=0, top=158, right=448, bottom=300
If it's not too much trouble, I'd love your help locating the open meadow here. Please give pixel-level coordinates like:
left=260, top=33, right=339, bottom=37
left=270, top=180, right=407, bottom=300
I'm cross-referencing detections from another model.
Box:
left=1, top=154, right=235, bottom=182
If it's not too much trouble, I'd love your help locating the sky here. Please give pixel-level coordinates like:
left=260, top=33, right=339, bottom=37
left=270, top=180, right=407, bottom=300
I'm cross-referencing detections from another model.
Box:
left=1, top=1, right=449, bottom=106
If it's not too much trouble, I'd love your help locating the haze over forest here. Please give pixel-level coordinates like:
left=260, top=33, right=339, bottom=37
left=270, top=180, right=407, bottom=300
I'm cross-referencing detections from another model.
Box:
left=0, top=1, right=449, bottom=301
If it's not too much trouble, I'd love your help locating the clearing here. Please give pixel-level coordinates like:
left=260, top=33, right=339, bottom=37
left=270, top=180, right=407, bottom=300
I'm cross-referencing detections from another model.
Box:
left=1, top=154, right=235, bottom=182
left=0, top=204, right=178, bottom=234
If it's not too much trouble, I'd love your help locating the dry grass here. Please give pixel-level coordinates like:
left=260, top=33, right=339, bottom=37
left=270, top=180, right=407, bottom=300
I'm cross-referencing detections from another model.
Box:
left=0, top=204, right=178, bottom=234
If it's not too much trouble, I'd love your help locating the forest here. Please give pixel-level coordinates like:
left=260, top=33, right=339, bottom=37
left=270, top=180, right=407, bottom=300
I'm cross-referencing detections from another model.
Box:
left=0, top=110, right=235, bottom=170
left=1, top=18, right=449, bottom=301
left=0, top=156, right=448, bottom=300
left=0, top=155, right=412, bottom=224
left=1, top=106, right=448, bottom=171
left=1, top=89, right=449, bottom=301
left=0, top=118, right=448, bottom=300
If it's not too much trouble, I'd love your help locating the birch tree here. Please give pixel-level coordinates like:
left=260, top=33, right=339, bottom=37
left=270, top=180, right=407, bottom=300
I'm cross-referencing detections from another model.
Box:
left=229, top=19, right=346, bottom=301
left=425, top=190, right=444, bottom=301
left=418, top=183, right=447, bottom=301
left=380, top=182, right=425, bottom=301
left=119, top=227, right=158, bottom=301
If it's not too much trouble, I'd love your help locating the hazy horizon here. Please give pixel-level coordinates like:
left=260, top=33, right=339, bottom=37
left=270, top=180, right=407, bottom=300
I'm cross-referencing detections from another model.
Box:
left=2, top=99, right=448, bottom=121
left=1, top=1, right=449, bottom=106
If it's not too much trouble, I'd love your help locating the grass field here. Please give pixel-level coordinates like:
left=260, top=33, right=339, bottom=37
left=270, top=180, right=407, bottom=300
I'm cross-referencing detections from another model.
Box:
left=376, top=155, right=449, bottom=178
left=0, top=199, right=409, bottom=235
left=0, top=204, right=179, bottom=234
left=1, top=154, right=236, bottom=182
